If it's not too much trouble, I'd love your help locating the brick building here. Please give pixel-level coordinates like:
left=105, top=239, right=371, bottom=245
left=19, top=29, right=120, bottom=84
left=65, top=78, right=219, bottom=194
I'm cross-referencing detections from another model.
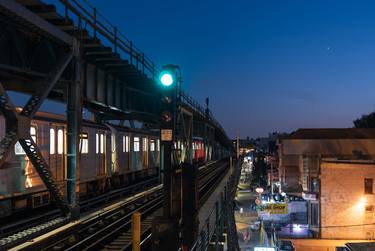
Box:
left=278, top=128, right=375, bottom=238
left=320, top=160, right=375, bottom=239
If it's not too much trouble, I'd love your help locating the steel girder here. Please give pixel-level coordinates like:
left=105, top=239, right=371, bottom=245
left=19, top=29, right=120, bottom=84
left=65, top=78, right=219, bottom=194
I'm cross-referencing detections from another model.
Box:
left=0, top=49, right=74, bottom=215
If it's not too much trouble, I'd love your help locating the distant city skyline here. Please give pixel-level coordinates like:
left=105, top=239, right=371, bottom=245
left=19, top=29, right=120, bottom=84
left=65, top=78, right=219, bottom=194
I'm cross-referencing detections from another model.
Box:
left=24, top=0, right=375, bottom=138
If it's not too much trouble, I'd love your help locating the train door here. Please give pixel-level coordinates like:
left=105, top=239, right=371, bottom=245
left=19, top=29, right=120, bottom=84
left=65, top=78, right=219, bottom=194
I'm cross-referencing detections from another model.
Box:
left=111, top=133, right=117, bottom=174
left=49, top=125, right=65, bottom=182
left=95, top=132, right=106, bottom=177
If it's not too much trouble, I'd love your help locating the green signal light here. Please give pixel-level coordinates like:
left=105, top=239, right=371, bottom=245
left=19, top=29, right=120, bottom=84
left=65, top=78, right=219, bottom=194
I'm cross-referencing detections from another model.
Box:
left=159, top=71, right=174, bottom=87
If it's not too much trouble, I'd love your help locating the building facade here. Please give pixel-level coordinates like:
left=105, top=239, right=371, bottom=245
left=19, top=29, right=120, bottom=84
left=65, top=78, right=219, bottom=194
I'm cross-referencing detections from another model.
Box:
left=320, top=160, right=375, bottom=239
left=278, top=128, right=375, bottom=239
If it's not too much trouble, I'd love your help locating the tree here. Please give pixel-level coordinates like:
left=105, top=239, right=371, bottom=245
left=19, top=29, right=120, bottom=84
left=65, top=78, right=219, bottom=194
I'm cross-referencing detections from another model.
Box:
left=353, top=112, right=375, bottom=128
left=251, top=153, right=268, bottom=188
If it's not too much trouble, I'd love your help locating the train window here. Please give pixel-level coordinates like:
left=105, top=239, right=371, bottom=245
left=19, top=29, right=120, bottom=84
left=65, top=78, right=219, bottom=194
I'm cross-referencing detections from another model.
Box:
left=14, top=142, right=24, bottom=155
left=123, top=135, right=130, bottom=152
left=157, top=140, right=160, bottom=151
left=134, top=137, right=140, bottom=152
left=30, top=126, right=37, bottom=142
left=15, top=126, right=37, bottom=155
left=143, top=138, right=148, bottom=152
left=126, top=136, right=129, bottom=152
left=96, top=133, right=99, bottom=153
left=122, top=136, right=125, bottom=152
left=79, top=133, right=89, bottom=154
left=150, top=140, right=155, bottom=152
left=100, top=134, right=104, bottom=154
left=111, top=134, right=115, bottom=153
left=57, top=129, right=63, bottom=154
left=50, top=129, right=55, bottom=154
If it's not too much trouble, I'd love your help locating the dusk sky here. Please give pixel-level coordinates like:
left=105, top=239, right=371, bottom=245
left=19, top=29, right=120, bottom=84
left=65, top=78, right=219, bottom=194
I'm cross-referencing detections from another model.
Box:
left=44, top=1, right=375, bottom=138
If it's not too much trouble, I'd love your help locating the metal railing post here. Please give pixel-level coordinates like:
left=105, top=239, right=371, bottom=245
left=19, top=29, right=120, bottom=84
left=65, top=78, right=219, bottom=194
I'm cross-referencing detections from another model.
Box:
left=136, top=52, right=139, bottom=69
left=64, top=0, right=69, bottom=23
left=114, top=26, right=118, bottom=54
left=93, top=7, right=97, bottom=39
left=206, top=218, right=210, bottom=248
left=215, top=201, right=219, bottom=250
left=132, top=212, right=141, bottom=251
left=142, top=53, right=145, bottom=73
left=130, top=41, right=133, bottom=65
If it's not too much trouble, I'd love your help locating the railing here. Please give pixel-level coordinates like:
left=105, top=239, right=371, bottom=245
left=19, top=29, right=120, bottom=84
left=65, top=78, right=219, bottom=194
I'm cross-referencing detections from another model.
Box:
left=180, top=90, right=228, bottom=137
left=190, top=201, right=223, bottom=251
left=50, top=0, right=227, bottom=138
left=58, top=0, right=157, bottom=78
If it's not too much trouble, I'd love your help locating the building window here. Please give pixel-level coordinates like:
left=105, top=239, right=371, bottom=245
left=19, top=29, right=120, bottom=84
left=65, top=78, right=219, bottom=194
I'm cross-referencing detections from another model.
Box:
left=311, top=203, right=319, bottom=226
left=311, top=178, right=320, bottom=193
left=365, top=178, right=373, bottom=194
left=57, top=129, right=63, bottom=154
left=143, top=138, right=148, bottom=152
left=134, top=137, right=140, bottom=152
left=150, top=140, right=155, bottom=152
left=79, top=133, right=89, bottom=154
left=50, top=129, right=55, bottom=154
left=16, top=126, right=37, bottom=155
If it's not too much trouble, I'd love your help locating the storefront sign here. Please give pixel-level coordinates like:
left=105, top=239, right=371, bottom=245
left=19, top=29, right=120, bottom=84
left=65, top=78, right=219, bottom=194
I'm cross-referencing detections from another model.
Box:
left=257, top=203, right=288, bottom=214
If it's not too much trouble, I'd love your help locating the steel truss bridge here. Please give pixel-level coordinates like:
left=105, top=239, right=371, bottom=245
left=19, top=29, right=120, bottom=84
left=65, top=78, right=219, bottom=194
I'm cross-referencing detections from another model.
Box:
left=0, top=0, right=238, bottom=250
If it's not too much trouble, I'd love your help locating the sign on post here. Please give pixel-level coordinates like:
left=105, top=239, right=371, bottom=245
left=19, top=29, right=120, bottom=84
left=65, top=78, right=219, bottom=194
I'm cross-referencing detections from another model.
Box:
left=161, top=129, right=173, bottom=141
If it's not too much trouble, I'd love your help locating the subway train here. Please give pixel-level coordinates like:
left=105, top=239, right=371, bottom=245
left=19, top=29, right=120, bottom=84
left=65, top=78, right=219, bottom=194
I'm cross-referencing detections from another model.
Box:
left=0, top=111, right=210, bottom=218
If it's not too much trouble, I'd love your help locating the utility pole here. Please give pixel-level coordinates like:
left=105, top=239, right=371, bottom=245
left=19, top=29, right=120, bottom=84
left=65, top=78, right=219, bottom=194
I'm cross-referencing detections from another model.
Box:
left=236, top=131, right=240, bottom=159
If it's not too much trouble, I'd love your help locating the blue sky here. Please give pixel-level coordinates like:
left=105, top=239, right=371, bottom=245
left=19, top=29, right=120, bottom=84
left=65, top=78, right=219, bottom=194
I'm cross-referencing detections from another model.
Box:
left=40, top=0, right=375, bottom=138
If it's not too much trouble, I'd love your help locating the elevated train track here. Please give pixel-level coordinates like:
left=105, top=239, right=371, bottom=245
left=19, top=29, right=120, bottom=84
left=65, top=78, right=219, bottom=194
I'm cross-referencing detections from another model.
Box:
left=1, top=159, right=230, bottom=251
left=0, top=0, right=235, bottom=250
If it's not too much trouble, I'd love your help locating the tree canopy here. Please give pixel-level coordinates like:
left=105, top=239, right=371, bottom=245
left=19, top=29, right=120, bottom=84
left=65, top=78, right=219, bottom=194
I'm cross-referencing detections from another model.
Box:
left=354, top=112, right=375, bottom=128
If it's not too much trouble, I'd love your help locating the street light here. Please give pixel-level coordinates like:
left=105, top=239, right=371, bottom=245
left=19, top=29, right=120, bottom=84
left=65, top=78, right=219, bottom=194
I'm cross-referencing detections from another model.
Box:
left=255, top=187, right=264, bottom=194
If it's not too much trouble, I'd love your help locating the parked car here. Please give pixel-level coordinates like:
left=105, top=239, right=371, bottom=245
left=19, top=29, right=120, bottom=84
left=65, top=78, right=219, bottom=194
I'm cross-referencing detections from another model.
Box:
left=249, top=220, right=261, bottom=231
left=277, top=240, right=295, bottom=251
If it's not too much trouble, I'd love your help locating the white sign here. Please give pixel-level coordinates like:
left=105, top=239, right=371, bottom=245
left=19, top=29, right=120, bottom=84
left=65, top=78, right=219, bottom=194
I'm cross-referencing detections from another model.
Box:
left=302, top=192, right=317, bottom=201
left=254, top=248, right=275, bottom=251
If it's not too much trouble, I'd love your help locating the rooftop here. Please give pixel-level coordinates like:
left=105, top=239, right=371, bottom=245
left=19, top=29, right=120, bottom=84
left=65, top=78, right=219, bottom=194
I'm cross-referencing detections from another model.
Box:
left=283, top=128, right=375, bottom=140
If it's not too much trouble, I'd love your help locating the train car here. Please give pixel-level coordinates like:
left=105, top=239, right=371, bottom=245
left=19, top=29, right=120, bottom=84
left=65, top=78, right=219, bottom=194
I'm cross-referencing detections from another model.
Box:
left=0, top=110, right=217, bottom=218
left=0, top=111, right=160, bottom=218
left=193, top=137, right=205, bottom=163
